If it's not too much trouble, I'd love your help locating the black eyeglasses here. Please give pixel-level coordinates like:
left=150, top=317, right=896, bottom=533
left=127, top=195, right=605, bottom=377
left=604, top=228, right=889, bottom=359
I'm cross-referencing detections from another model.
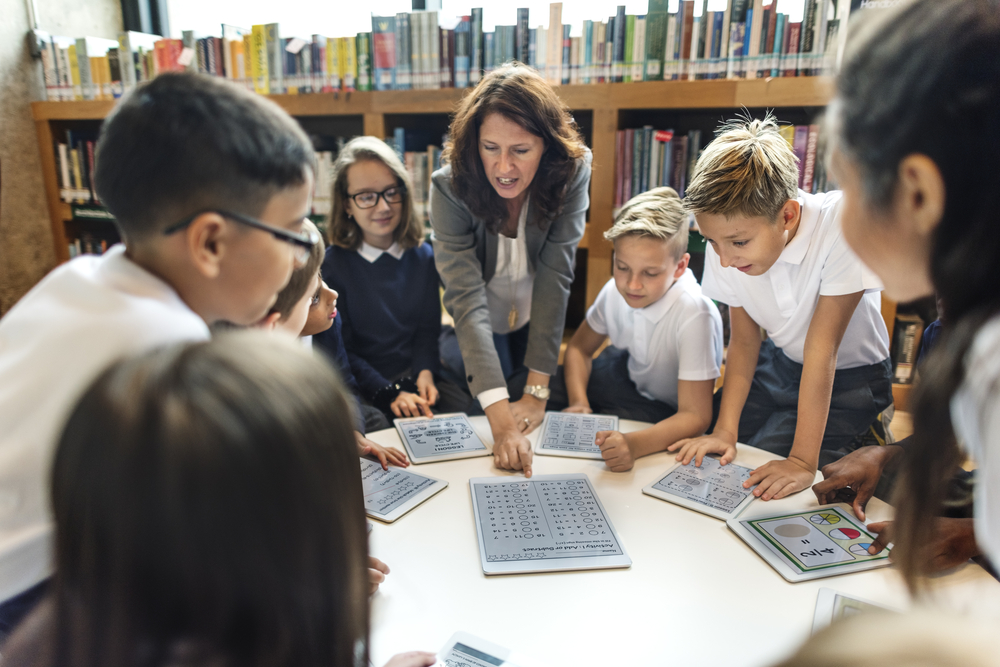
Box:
left=346, top=186, right=405, bottom=209
left=163, top=209, right=320, bottom=267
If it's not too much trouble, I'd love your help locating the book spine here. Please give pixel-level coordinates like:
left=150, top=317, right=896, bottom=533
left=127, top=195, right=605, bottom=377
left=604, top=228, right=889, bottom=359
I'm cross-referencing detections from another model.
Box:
left=371, top=16, right=397, bottom=91
left=784, top=22, right=801, bottom=77
left=792, top=125, right=808, bottom=187
left=631, top=16, right=645, bottom=83
left=614, top=130, right=624, bottom=208
left=644, top=0, right=668, bottom=81
left=428, top=11, right=440, bottom=89
left=561, top=24, right=571, bottom=85
left=470, top=7, right=483, bottom=84
left=517, top=8, right=530, bottom=64
left=357, top=33, right=372, bottom=91
left=484, top=32, right=494, bottom=75
left=802, top=124, right=819, bottom=192
left=395, top=12, right=411, bottom=90
left=679, top=2, right=694, bottom=80
left=569, top=36, right=580, bottom=84
left=455, top=18, right=470, bottom=87
left=345, top=36, right=357, bottom=91
left=547, top=2, right=563, bottom=84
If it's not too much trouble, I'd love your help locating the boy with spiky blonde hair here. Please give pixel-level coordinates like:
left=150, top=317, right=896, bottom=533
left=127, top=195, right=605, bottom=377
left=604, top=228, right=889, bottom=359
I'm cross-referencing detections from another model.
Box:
left=671, top=116, right=892, bottom=501
left=546, top=187, right=724, bottom=472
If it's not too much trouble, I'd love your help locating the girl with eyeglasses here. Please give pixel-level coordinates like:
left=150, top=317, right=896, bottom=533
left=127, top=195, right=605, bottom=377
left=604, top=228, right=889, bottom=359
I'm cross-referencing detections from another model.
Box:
left=316, top=136, right=471, bottom=426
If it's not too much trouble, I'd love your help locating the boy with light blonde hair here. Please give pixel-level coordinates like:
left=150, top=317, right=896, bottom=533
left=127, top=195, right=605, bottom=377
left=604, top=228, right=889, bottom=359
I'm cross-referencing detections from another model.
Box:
left=547, top=187, right=724, bottom=472
left=671, top=116, right=892, bottom=502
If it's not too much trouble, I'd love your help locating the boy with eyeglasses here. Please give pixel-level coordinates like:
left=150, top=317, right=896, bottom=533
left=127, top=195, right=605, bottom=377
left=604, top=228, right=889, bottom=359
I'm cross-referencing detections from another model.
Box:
left=0, top=72, right=319, bottom=637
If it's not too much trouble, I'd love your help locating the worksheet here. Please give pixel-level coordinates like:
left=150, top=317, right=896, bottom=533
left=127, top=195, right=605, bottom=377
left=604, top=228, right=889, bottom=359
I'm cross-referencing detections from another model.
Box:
left=812, top=588, right=893, bottom=632
left=642, top=456, right=757, bottom=520
left=469, top=474, right=632, bottom=575
left=534, top=412, right=618, bottom=459
left=435, top=631, right=550, bottom=667
left=728, top=503, right=891, bottom=582
left=394, top=413, right=490, bottom=463
left=360, top=458, right=448, bottom=522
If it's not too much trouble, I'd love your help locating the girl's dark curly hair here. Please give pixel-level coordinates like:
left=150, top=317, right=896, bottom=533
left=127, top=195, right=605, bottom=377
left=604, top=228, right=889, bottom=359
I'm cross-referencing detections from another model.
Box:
left=441, top=62, right=587, bottom=233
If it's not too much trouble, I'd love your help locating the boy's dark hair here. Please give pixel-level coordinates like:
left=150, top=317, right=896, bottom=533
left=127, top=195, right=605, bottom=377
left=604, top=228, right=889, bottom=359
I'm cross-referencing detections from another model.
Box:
left=95, top=72, right=316, bottom=242
left=269, top=219, right=325, bottom=321
left=47, top=333, right=369, bottom=667
left=831, top=0, right=1000, bottom=592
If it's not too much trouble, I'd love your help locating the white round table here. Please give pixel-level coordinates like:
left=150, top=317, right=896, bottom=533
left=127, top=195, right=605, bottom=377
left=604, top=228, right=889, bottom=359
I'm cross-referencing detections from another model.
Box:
left=364, top=417, right=1000, bottom=667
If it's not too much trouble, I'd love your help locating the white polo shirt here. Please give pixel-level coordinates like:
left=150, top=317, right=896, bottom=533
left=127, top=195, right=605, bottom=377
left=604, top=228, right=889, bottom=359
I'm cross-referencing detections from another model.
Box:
left=586, top=269, right=723, bottom=408
left=701, top=190, right=890, bottom=369
left=952, top=314, right=1000, bottom=568
left=0, top=245, right=210, bottom=603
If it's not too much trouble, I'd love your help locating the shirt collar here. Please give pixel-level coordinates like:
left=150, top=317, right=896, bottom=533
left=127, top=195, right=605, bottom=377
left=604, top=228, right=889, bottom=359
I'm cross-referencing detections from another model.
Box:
left=776, top=192, right=817, bottom=266
left=358, top=241, right=405, bottom=263
left=632, top=269, right=697, bottom=323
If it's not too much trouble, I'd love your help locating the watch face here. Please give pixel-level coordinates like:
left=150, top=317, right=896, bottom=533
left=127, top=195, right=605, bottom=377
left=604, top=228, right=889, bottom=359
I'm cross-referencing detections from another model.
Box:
left=527, top=385, right=551, bottom=400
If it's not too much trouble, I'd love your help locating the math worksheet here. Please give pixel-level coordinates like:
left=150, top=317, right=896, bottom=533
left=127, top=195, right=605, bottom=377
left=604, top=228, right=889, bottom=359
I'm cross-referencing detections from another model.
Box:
left=535, top=412, right=618, bottom=459
left=394, top=413, right=490, bottom=463
left=642, top=456, right=756, bottom=519
left=469, top=474, right=631, bottom=575
left=360, top=458, right=448, bottom=522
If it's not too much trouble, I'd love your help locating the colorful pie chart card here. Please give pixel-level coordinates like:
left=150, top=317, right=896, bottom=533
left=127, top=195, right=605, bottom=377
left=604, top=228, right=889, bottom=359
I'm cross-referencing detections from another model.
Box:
left=727, top=503, right=891, bottom=582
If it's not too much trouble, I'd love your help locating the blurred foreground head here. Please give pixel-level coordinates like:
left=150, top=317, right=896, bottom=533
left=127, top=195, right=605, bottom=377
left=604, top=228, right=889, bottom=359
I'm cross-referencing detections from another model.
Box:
left=41, top=333, right=368, bottom=667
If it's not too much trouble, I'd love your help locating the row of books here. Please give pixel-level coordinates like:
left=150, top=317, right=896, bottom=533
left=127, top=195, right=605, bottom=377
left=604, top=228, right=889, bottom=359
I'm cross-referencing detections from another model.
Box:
left=37, top=1, right=867, bottom=102
left=614, top=120, right=833, bottom=210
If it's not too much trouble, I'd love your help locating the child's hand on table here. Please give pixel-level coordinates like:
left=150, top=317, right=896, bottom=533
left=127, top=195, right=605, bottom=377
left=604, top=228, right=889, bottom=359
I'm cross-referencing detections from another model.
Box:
left=596, top=431, right=635, bottom=472
left=745, top=457, right=815, bottom=500
left=867, top=517, right=979, bottom=572
left=416, top=369, right=439, bottom=406
left=369, top=555, right=390, bottom=595
left=392, top=391, right=433, bottom=418
left=668, top=432, right=737, bottom=467
left=382, top=652, right=439, bottom=667
left=357, top=432, right=409, bottom=469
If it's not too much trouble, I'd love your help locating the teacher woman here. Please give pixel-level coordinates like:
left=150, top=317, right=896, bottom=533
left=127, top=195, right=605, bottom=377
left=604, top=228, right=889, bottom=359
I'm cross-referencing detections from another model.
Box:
left=430, top=62, right=591, bottom=477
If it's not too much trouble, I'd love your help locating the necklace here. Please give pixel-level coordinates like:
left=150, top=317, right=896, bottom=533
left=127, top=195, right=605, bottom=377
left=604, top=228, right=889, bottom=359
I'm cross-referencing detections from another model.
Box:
left=507, top=230, right=521, bottom=330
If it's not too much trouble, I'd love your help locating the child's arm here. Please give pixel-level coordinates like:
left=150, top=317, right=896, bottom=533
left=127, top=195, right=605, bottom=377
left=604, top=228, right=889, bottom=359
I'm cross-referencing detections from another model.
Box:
left=746, top=291, right=865, bottom=500
left=668, top=305, right=762, bottom=465
left=596, top=378, right=715, bottom=472
left=562, top=321, right=607, bottom=413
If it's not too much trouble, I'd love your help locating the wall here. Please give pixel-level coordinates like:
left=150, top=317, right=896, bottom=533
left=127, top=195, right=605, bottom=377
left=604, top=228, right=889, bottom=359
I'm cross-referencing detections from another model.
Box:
left=0, top=0, right=122, bottom=314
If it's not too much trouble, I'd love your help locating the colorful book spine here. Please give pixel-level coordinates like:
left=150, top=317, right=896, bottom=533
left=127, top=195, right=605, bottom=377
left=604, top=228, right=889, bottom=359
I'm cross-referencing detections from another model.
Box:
left=470, top=8, right=484, bottom=84
left=371, top=15, right=397, bottom=91
left=395, top=12, right=412, bottom=90
left=356, top=33, right=372, bottom=91
left=455, top=17, right=471, bottom=88
left=516, top=8, right=530, bottom=64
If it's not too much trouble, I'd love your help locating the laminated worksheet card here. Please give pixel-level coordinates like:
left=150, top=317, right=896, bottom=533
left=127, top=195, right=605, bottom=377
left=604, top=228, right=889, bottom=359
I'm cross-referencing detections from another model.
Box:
left=812, top=588, right=894, bottom=632
left=534, top=411, right=618, bottom=459
left=434, top=631, right=550, bottom=667
left=360, top=458, right=448, bottom=522
left=394, top=413, right=490, bottom=463
left=469, top=473, right=632, bottom=575
left=642, top=455, right=757, bottom=520
left=728, top=503, right=891, bottom=582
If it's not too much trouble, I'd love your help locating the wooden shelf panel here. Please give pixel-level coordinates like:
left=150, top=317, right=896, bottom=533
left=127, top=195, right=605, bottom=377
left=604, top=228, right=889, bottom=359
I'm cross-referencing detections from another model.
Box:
left=31, top=77, right=833, bottom=121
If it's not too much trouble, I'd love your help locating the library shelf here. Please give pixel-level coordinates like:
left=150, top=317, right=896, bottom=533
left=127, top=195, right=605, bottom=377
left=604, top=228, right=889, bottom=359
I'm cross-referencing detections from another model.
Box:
left=32, top=76, right=834, bottom=306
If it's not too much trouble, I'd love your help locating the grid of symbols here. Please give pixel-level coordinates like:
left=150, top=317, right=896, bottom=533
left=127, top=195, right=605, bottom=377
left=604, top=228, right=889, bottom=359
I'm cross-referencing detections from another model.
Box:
left=474, top=478, right=623, bottom=562
left=749, top=508, right=889, bottom=572
left=653, top=457, right=754, bottom=512
left=539, top=413, right=617, bottom=454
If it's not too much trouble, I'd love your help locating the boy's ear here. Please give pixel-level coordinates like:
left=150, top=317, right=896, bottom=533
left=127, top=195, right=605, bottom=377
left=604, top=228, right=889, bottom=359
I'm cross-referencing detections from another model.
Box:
left=780, top=199, right=801, bottom=231
left=184, top=212, right=228, bottom=279
left=257, top=311, right=282, bottom=330
left=674, top=252, right=691, bottom=279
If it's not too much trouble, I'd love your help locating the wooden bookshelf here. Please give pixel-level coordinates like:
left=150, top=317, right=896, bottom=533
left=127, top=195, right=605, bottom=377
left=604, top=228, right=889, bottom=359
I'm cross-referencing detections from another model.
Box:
left=31, top=76, right=833, bottom=307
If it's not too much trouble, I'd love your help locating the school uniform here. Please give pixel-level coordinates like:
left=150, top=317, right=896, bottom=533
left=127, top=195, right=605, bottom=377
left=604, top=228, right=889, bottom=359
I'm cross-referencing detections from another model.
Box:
left=701, top=190, right=893, bottom=464
left=0, top=246, right=210, bottom=630
left=322, top=241, right=471, bottom=416
left=545, top=270, right=723, bottom=423
left=952, top=315, right=1000, bottom=568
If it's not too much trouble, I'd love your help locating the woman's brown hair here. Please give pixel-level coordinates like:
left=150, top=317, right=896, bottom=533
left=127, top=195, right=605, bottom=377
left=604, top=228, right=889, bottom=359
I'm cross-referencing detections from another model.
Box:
left=442, top=62, right=587, bottom=234
left=328, top=136, right=423, bottom=250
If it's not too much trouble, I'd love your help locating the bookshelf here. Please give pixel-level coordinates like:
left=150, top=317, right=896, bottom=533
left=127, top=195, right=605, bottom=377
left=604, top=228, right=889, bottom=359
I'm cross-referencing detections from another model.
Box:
left=31, top=76, right=834, bottom=310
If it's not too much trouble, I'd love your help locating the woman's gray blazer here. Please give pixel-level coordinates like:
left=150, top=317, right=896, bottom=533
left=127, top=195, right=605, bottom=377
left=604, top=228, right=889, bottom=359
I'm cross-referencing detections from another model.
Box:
left=429, top=149, right=592, bottom=397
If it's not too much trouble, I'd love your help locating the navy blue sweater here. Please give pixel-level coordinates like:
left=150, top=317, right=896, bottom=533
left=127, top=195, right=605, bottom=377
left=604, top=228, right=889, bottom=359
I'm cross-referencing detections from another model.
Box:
left=322, top=243, right=441, bottom=399
left=312, top=312, right=367, bottom=433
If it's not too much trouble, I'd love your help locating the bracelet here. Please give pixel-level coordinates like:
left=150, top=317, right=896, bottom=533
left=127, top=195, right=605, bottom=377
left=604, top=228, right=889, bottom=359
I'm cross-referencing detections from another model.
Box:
left=373, top=377, right=419, bottom=412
